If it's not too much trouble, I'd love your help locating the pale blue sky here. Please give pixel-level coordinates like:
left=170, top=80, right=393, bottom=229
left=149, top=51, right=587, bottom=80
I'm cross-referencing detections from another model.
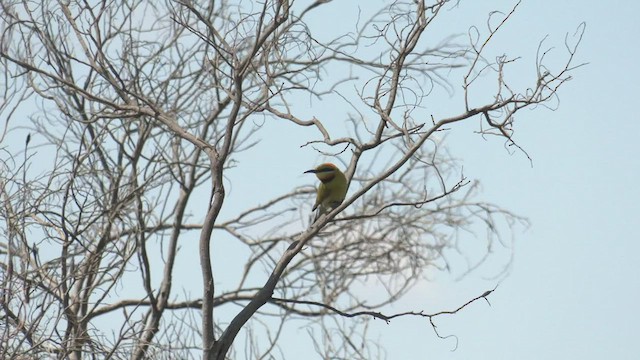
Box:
left=158, top=1, right=640, bottom=358
left=264, top=0, right=640, bottom=359
left=3, top=1, right=638, bottom=359
left=340, top=1, right=640, bottom=359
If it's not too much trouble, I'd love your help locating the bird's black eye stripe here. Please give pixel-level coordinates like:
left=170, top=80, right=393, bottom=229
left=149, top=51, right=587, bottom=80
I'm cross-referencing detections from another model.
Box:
left=317, top=167, right=334, bottom=173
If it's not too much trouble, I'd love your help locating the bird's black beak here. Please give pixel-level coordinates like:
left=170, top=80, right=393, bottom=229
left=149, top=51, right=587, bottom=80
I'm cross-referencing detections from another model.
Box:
left=304, top=169, right=317, bottom=174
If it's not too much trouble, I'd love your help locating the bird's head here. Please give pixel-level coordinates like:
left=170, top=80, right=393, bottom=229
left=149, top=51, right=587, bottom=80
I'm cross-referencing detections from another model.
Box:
left=304, top=163, right=340, bottom=183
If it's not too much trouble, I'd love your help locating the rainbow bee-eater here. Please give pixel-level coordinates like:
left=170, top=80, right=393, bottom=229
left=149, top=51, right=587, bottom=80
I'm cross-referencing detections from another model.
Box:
left=305, top=163, right=348, bottom=222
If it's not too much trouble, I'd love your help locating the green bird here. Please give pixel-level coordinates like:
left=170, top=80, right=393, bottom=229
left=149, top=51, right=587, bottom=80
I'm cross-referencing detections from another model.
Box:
left=305, top=163, right=348, bottom=221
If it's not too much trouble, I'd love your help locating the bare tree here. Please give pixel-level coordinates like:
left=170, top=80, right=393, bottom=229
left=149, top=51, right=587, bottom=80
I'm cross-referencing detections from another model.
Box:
left=0, top=0, right=583, bottom=359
